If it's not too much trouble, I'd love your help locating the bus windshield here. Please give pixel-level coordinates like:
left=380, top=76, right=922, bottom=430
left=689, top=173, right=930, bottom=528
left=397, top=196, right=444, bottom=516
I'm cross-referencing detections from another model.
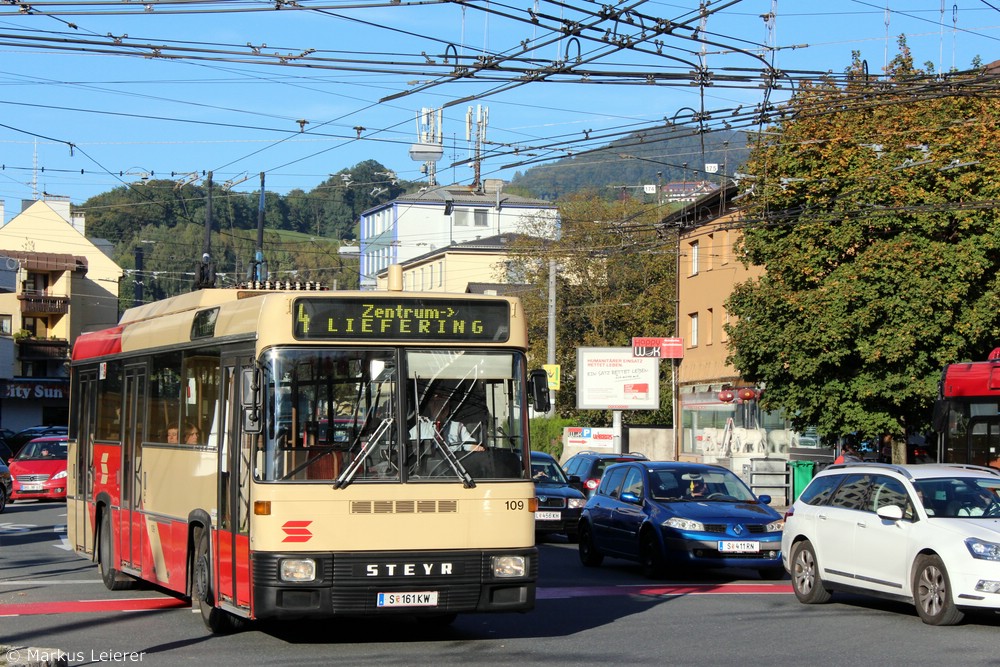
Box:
left=256, top=347, right=528, bottom=483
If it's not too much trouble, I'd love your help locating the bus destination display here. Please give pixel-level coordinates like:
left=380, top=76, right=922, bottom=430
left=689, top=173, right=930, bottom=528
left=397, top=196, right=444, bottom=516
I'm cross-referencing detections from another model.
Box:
left=293, top=298, right=511, bottom=342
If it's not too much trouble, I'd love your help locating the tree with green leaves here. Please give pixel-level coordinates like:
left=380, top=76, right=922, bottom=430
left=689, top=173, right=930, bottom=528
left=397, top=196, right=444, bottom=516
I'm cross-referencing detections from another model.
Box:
left=726, top=41, right=1000, bottom=440
left=510, top=189, right=677, bottom=426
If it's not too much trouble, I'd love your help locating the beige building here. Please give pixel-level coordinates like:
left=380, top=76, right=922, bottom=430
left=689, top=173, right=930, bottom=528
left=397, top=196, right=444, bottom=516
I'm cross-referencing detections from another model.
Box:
left=0, top=199, right=123, bottom=431
left=669, top=186, right=804, bottom=483
left=374, top=233, right=528, bottom=294
left=361, top=181, right=558, bottom=291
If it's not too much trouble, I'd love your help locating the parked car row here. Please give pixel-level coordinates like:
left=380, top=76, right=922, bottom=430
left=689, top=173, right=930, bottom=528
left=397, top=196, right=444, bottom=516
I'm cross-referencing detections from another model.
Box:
left=530, top=450, right=785, bottom=580
left=533, top=449, right=1000, bottom=626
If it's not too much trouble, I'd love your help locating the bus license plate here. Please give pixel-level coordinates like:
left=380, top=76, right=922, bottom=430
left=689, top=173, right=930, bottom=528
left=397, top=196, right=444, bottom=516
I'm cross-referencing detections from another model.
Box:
left=377, top=592, right=438, bottom=608
left=718, top=541, right=760, bottom=553
left=535, top=511, right=561, bottom=521
left=21, top=484, right=42, bottom=492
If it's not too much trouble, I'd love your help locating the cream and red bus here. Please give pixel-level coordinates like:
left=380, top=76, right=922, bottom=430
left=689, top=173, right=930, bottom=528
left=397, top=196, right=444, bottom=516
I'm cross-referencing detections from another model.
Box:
left=66, top=273, right=550, bottom=633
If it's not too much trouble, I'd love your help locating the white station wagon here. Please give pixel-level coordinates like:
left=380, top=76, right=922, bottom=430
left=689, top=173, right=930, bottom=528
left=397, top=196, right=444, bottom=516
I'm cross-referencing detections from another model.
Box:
left=781, top=462, right=1000, bottom=625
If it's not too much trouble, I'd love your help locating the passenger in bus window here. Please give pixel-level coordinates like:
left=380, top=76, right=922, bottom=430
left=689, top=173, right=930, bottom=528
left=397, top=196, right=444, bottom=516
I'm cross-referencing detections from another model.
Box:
left=185, top=423, right=200, bottom=445
left=166, top=427, right=179, bottom=444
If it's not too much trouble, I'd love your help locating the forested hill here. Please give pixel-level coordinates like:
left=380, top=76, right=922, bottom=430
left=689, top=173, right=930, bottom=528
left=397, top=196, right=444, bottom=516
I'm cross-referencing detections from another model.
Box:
left=505, top=126, right=750, bottom=201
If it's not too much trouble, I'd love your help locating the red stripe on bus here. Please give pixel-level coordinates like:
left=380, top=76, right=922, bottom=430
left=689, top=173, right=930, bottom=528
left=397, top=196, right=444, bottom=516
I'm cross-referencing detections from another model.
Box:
left=71, top=325, right=125, bottom=361
left=0, top=597, right=187, bottom=616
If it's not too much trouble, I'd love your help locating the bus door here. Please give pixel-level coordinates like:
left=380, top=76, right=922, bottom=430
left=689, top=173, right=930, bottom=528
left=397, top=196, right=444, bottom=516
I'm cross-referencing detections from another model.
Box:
left=121, top=364, right=146, bottom=572
left=72, top=370, right=99, bottom=555
left=966, top=416, right=1000, bottom=465
left=215, top=356, right=254, bottom=611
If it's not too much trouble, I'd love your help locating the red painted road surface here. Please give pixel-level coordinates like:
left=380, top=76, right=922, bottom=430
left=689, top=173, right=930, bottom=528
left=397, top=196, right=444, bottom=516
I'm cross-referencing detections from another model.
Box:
left=0, top=584, right=792, bottom=616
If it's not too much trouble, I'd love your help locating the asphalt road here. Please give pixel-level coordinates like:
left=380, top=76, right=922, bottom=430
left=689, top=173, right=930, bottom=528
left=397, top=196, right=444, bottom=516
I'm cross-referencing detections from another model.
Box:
left=2, top=500, right=1000, bottom=666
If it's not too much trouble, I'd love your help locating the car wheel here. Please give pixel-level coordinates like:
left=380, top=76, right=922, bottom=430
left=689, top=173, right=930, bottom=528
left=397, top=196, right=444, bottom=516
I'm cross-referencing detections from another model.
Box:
left=758, top=567, right=785, bottom=581
left=578, top=523, right=603, bottom=567
left=790, top=540, right=831, bottom=604
left=639, top=531, right=665, bottom=579
left=913, top=554, right=964, bottom=626
left=0, top=486, right=6, bottom=513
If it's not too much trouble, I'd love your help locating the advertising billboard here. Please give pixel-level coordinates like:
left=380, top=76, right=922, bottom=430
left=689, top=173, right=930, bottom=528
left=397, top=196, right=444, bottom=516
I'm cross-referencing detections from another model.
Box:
left=576, top=347, right=660, bottom=410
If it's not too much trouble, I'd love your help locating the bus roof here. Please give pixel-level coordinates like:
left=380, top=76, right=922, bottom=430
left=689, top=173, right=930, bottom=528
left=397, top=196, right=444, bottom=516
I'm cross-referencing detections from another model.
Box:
left=941, top=359, right=1000, bottom=398
left=72, top=287, right=526, bottom=363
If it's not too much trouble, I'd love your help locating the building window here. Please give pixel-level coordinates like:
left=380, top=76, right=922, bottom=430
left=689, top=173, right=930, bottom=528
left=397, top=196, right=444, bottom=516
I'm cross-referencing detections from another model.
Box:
left=23, top=316, right=47, bottom=338
left=721, top=310, right=730, bottom=343
left=0, top=314, right=11, bottom=336
left=21, top=360, right=46, bottom=377
left=721, top=230, right=730, bottom=265
left=689, top=312, right=699, bottom=347
left=454, top=210, right=469, bottom=227
left=706, top=308, right=713, bottom=346
left=437, top=261, right=443, bottom=288
left=689, top=241, right=699, bottom=276
left=704, top=234, right=713, bottom=271
left=474, top=209, right=488, bottom=227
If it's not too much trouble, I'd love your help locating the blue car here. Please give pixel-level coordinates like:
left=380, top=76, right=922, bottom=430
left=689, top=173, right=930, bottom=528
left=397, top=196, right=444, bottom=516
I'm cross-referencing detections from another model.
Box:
left=578, top=461, right=785, bottom=580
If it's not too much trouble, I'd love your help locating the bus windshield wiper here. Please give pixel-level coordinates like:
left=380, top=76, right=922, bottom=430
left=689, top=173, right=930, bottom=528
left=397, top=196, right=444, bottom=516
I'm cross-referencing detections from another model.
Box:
left=333, top=418, right=393, bottom=490
left=424, top=427, right=476, bottom=488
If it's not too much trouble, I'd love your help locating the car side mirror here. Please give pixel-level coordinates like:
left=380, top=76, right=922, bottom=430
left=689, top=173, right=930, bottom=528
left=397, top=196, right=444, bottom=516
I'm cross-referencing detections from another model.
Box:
left=876, top=504, right=904, bottom=521
left=619, top=491, right=641, bottom=504
left=757, top=494, right=772, bottom=505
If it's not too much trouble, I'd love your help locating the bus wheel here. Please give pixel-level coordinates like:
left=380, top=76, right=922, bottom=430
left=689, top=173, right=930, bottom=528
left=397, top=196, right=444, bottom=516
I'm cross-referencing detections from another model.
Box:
left=98, top=512, right=133, bottom=591
left=193, top=530, right=243, bottom=634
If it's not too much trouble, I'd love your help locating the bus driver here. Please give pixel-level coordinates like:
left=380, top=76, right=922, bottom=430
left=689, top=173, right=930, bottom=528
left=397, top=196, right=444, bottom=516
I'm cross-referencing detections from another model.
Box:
left=411, top=392, right=485, bottom=453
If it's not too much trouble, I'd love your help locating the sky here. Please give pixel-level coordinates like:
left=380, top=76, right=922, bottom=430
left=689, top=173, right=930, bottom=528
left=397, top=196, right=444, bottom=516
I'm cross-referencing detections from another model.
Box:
left=1, top=0, right=999, bottom=222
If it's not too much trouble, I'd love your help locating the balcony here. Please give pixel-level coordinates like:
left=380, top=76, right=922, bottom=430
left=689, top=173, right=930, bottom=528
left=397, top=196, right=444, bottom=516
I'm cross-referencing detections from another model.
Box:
left=15, top=337, right=70, bottom=361
left=18, top=292, right=70, bottom=315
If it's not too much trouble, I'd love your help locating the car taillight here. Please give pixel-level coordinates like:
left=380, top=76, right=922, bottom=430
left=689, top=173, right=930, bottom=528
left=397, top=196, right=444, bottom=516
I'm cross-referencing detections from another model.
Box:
left=783, top=507, right=795, bottom=520
left=585, top=478, right=600, bottom=490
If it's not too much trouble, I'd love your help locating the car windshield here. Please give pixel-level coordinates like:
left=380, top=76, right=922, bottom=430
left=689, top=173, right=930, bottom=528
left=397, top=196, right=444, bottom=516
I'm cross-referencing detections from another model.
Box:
left=913, top=477, right=1000, bottom=518
left=17, top=441, right=68, bottom=460
left=650, top=469, right=757, bottom=502
left=531, top=458, right=568, bottom=483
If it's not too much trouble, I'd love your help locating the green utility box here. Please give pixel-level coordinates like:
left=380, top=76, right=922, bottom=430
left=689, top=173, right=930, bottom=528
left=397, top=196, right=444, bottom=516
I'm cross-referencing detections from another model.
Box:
left=788, top=460, right=816, bottom=502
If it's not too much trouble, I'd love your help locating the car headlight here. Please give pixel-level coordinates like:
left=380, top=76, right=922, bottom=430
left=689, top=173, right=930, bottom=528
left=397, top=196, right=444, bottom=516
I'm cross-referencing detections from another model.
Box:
left=567, top=498, right=586, bottom=509
left=966, top=537, right=1000, bottom=561
left=664, top=517, right=705, bottom=531
left=765, top=519, right=784, bottom=532
left=52, top=470, right=67, bottom=480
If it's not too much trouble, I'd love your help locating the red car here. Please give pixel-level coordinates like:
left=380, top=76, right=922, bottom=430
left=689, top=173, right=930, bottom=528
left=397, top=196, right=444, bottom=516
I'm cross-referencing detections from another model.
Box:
left=9, top=435, right=68, bottom=502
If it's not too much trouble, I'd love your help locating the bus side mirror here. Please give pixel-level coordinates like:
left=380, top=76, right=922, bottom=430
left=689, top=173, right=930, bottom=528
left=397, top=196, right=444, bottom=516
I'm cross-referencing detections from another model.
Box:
left=242, top=367, right=262, bottom=434
left=932, top=399, right=949, bottom=433
left=529, top=369, right=551, bottom=413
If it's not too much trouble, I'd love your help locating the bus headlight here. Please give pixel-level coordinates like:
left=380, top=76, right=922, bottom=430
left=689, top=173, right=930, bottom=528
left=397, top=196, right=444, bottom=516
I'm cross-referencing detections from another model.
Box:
left=280, top=558, right=316, bottom=582
left=492, top=555, right=527, bottom=578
